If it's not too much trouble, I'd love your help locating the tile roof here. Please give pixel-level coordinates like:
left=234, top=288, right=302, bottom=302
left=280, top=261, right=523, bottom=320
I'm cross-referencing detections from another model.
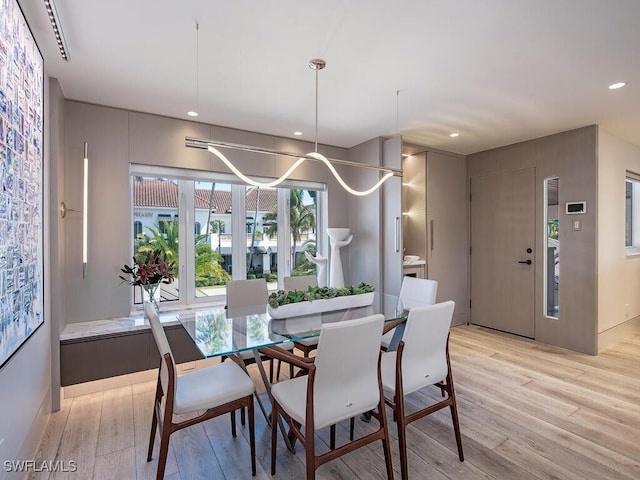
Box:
left=246, top=187, right=277, bottom=212
left=133, top=178, right=277, bottom=213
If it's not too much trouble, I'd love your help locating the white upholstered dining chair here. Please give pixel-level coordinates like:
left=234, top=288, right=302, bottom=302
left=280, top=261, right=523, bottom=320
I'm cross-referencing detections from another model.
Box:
left=266, top=314, right=394, bottom=480
left=225, top=278, right=294, bottom=382
left=380, top=301, right=463, bottom=480
left=145, top=302, right=256, bottom=480
left=381, top=276, right=438, bottom=350
left=283, top=274, right=318, bottom=292
left=226, top=278, right=268, bottom=309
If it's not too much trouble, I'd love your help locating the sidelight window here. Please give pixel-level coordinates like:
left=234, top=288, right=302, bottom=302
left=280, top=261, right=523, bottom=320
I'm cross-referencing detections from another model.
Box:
left=626, top=172, right=640, bottom=252
left=544, top=177, right=559, bottom=318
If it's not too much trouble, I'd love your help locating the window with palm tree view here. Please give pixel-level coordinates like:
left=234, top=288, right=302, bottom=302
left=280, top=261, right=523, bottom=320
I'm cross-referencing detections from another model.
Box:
left=131, top=171, right=321, bottom=307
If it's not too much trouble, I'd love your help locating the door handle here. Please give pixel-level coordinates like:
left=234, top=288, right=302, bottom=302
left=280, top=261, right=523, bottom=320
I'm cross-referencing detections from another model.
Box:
left=430, top=219, right=434, bottom=256
left=518, top=259, right=532, bottom=265
left=394, top=216, right=400, bottom=253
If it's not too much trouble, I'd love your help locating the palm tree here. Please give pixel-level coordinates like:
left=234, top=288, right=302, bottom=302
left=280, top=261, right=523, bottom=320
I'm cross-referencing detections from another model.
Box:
left=247, top=187, right=260, bottom=274
left=194, top=234, right=230, bottom=286
left=204, top=182, right=216, bottom=240
left=136, top=219, right=179, bottom=276
left=263, top=189, right=316, bottom=271
left=136, top=219, right=229, bottom=286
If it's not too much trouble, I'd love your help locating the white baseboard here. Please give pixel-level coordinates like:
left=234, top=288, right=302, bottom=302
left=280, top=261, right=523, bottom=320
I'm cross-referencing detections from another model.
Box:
left=598, top=315, right=640, bottom=352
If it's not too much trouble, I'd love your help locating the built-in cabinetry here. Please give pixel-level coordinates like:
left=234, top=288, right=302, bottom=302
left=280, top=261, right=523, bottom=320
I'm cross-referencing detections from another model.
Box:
left=402, top=261, right=426, bottom=278
left=345, top=136, right=403, bottom=318
left=60, top=324, right=202, bottom=386
left=402, top=149, right=468, bottom=325
left=382, top=137, right=404, bottom=303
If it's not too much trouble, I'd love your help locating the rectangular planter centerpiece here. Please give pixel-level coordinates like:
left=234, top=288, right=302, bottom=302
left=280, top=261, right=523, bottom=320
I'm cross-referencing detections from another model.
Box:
left=267, top=292, right=374, bottom=319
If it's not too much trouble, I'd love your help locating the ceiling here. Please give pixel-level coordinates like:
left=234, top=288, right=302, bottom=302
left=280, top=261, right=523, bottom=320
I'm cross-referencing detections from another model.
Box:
left=19, top=0, right=640, bottom=155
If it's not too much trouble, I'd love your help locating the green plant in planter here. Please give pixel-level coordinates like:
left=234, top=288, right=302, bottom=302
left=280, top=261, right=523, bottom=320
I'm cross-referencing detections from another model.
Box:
left=268, top=282, right=374, bottom=308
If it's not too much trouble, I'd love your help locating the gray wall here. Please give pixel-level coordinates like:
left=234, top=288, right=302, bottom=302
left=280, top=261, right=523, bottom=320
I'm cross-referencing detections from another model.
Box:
left=48, top=79, right=65, bottom=412
left=345, top=138, right=384, bottom=291
left=468, top=126, right=598, bottom=354
left=0, top=80, right=55, bottom=480
left=63, top=101, right=349, bottom=324
left=597, top=128, right=640, bottom=349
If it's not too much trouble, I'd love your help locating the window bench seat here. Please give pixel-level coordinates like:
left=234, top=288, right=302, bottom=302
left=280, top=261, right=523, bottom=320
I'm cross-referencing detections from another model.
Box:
left=60, top=312, right=203, bottom=386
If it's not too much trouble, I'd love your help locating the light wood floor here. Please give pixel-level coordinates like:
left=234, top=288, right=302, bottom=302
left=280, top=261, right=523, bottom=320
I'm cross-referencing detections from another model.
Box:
left=29, top=325, right=640, bottom=479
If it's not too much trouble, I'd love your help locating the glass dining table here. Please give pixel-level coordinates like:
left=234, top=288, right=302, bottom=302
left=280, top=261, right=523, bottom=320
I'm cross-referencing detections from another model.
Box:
left=177, top=292, right=403, bottom=353
left=174, top=293, right=405, bottom=452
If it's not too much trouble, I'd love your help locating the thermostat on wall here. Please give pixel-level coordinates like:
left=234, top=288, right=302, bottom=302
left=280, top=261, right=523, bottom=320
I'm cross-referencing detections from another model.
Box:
left=566, top=201, right=586, bottom=215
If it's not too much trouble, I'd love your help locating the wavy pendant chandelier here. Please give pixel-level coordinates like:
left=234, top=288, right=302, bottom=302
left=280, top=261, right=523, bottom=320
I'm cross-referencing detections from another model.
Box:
left=186, top=58, right=400, bottom=195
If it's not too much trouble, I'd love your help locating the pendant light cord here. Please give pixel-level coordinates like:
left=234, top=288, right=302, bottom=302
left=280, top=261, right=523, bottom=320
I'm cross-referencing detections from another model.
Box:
left=396, top=89, right=400, bottom=135
left=195, top=22, right=199, bottom=111
left=314, top=67, right=319, bottom=153
left=309, top=58, right=325, bottom=152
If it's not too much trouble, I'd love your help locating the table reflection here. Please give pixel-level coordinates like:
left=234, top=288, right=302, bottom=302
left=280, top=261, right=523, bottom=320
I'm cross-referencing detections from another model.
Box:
left=179, top=306, right=291, bottom=358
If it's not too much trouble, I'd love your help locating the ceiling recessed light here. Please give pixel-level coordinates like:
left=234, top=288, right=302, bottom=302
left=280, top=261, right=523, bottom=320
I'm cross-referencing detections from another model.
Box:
left=187, top=111, right=199, bottom=117
left=449, top=132, right=460, bottom=138
left=293, top=131, right=303, bottom=136
left=608, top=82, right=626, bottom=90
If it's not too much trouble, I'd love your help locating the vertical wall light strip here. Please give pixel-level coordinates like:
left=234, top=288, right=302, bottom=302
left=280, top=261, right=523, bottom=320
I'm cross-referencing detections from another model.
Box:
left=83, top=142, right=88, bottom=278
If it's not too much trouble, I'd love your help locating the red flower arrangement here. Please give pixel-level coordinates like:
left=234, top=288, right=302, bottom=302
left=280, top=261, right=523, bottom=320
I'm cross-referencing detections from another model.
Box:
left=119, top=249, right=175, bottom=287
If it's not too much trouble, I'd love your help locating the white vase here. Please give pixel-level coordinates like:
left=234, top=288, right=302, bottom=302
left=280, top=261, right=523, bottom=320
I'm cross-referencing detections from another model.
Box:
left=327, top=228, right=353, bottom=288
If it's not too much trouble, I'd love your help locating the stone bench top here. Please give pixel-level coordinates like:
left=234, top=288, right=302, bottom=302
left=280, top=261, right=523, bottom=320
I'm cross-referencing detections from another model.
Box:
left=60, top=312, right=180, bottom=342
left=60, top=303, right=225, bottom=342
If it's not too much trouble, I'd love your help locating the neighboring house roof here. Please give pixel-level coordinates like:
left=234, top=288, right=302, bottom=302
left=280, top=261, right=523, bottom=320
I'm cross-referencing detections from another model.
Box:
left=133, top=178, right=277, bottom=213
left=246, top=187, right=277, bottom=212
left=134, top=178, right=177, bottom=207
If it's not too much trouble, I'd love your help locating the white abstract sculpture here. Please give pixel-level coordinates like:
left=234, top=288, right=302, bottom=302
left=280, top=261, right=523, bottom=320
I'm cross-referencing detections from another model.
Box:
left=327, top=227, right=353, bottom=288
left=305, top=251, right=328, bottom=287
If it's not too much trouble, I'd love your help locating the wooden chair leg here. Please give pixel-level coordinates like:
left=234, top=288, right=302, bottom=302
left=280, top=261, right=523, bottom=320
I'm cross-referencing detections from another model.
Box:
left=240, top=406, right=246, bottom=426
left=230, top=410, right=237, bottom=437
left=248, top=397, right=256, bottom=476
left=445, top=350, right=464, bottom=461
left=393, top=396, right=398, bottom=422
left=271, top=405, right=278, bottom=475
left=349, top=417, right=355, bottom=441
left=396, top=397, right=409, bottom=480
left=450, top=400, right=464, bottom=462
left=147, top=385, right=161, bottom=462
left=155, top=429, right=171, bottom=480
left=330, top=424, right=336, bottom=450
left=446, top=375, right=464, bottom=461
left=377, top=402, right=394, bottom=480
left=305, top=423, right=316, bottom=480
left=146, top=407, right=158, bottom=462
